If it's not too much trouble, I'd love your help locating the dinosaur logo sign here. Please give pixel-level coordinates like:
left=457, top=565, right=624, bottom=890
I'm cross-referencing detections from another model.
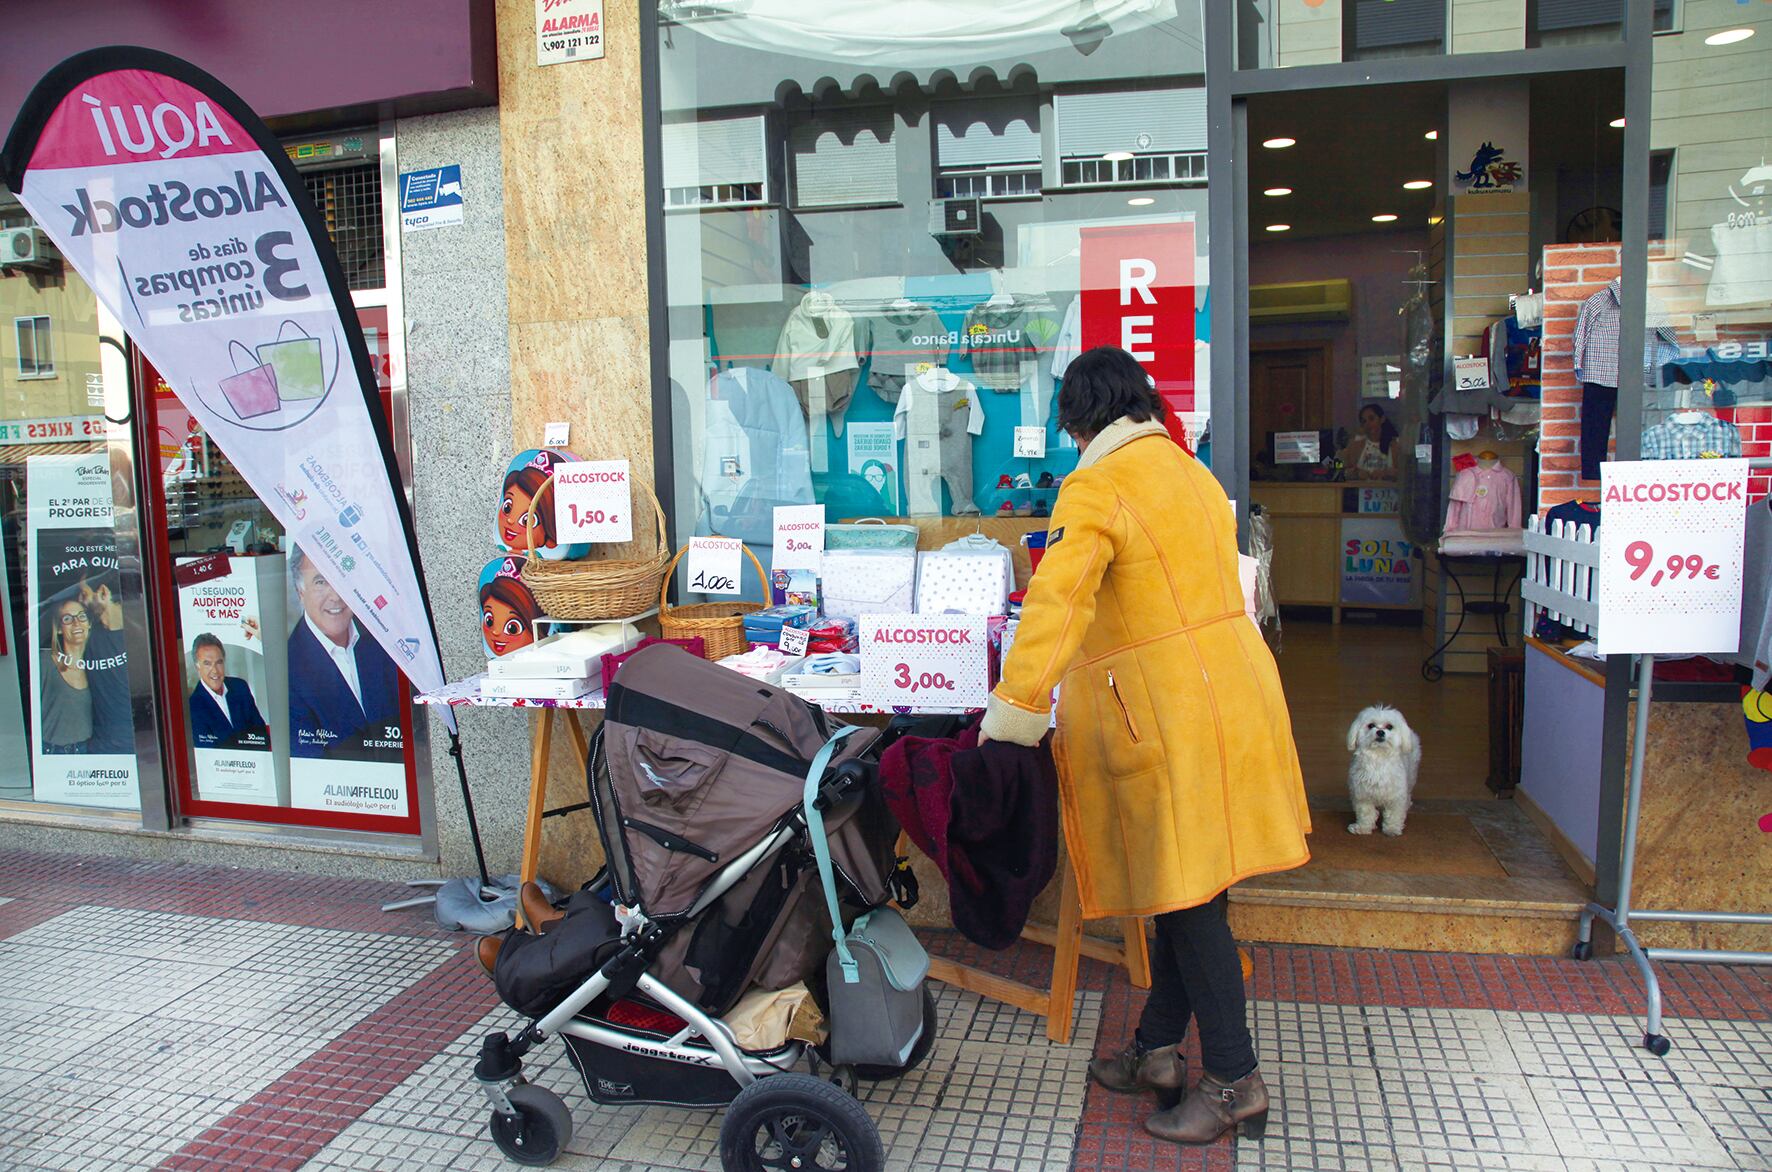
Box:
left=1455, top=142, right=1523, bottom=194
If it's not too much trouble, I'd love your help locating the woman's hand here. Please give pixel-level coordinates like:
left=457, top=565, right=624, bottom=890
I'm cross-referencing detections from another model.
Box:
left=976, top=727, right=992, bottom=746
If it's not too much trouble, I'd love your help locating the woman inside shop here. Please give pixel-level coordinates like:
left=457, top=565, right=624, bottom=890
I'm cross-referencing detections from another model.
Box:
left=40, top=598, right=95, bottom=754
left=980, top=346, right=1310, bottom=1146
left=1340, top=402, right=1402, bottom=480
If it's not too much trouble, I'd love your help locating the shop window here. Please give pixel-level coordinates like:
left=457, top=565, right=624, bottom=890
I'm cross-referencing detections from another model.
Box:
left=934, top=100, right=1042, bottom=201
left=1056, top=87, right=1208, bottom=189
left=790, top=108, right=898, bottom=209
left=1346, top=0, right=1445, bottom=57
left=301, top=163, right=385, bottom=290
left=14, top=315, right=53, bottom=379
left=663, top=114, right=771, bottom=209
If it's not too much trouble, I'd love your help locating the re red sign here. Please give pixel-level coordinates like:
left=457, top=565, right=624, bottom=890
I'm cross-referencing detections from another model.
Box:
left=1079, top=220, right=1197, bottom=448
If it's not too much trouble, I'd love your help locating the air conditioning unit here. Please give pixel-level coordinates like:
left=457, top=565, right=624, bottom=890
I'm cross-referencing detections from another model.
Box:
left=1249, top=279, right=1351, bottom=323
left=1, top=227, right=57, bottom=268
left=929, top=198, right=983, bottom=237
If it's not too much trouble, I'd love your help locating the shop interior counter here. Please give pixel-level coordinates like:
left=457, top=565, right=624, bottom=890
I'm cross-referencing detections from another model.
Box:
left=1250, top=481, right=1416, bottom=622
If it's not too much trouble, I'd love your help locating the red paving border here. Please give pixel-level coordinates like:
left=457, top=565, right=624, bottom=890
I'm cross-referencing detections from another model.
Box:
left=0, top=847, right=1768, bottom=1171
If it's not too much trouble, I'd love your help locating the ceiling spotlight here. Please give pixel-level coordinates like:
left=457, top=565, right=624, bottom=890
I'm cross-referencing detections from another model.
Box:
left=1127, top=196, right=1156, bottom=206
left=1403, top=180, right=1433, bottom=190
left=1262, top=137, right=1297, bottom=149
left=1425, top=130, right=1439, bottom=141
left=1264, top=187, right=1294, bottom=197
left=1705, top=27, right=1754, bottom=46
left=1609, top=117, right=1626, bottom=129
left=1104, top=150, right=1134, bottom=162
left=1265, top=223, right=1291, bottom=232
left=1372, top=213, right=1399, bottom=223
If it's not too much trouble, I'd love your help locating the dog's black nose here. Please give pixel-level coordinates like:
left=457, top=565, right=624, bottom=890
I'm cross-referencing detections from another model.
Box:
left=1374, top=730, right=1386, bottom=741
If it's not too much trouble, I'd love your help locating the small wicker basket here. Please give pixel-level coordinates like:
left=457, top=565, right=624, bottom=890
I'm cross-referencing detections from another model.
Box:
left=658, top=542, right=770, bottom=661
left=518, top=474, right=672, bottom=620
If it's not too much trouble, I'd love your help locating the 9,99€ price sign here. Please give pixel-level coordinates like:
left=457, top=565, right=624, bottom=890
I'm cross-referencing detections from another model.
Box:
left=1598, top=458, right=1748, bottom=656
left=860, top=615, right=991, bottom=710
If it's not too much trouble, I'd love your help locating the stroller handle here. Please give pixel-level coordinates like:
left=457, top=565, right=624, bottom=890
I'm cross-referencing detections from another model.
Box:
left=813, top=758, right=875, bottom=812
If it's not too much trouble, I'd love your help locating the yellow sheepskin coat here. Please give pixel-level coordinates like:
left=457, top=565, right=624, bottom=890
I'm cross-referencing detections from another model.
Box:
left=982, top=417, right=1311, bottom=917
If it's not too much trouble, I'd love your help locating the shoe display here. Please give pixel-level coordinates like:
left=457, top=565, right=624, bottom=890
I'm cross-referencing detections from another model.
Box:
left=996, top=474, right=1015, bottom=490
left=1012, top=472, right=1033, bottom=490
left=997, top=501, right=1016, bottom=516
left=1146, top=1069, right=1269, bottom=1145
left=1036, top=471, right=1055, bottom=489
left=1033, top=500, right=1049, bottom=517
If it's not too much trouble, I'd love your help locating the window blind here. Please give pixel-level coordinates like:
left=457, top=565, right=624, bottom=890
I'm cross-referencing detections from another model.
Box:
left=1054, top=88, right=1206, bottom=158
left=1535, top=0, right=1624, bottom=31
left=1350, top=0, right=1443, bottom=49
left=934, top=100, right=1041, bottom=168
left=662, top=114, right=768, bottom=189
left=790, top=108, right=898, bottom=207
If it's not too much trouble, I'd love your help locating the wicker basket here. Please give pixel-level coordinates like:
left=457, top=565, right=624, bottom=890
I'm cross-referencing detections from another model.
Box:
left=658, top=542, right=770, bottom=661
left=518, top=474, right=672, bottom=620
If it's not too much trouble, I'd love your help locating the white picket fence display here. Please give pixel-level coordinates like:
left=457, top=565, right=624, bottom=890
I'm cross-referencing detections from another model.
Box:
left=1522, top=514, right=1600, bottom=638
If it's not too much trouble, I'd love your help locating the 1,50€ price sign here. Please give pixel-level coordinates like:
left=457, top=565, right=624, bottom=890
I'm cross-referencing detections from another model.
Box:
left=860, top=615, right=991, bottom=709
left=553, top=459, right=634, bottom=544
left=1598, top=458, right=1748, bottom=655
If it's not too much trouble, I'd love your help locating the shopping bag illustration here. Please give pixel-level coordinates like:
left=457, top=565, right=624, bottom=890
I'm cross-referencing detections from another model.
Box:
left=219, top=340, right=280, bottom=419
left=255, top=321, right=324, bottom=402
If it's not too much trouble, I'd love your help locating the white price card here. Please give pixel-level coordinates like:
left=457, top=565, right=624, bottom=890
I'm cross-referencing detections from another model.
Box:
left=544, top=421, right=570, bottom=447
left=1013, top=426, right=1047, bottom=460
left=685, top=536, right=745, bottom=596
left=779, top=625, right=810, bottom=657
left=859, top=614, right=991, bottom=709
left=772, top=504, right=825, bottom=572
left=553, top=459, right=634, bottom=544
left=1598, top=458, right=1749, bottom=656
left=1454, top=357, right=1490, bottom=392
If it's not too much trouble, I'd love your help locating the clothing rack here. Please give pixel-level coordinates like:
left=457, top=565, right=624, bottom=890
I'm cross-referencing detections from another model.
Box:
left=1564, top=456, right=1772, bottom=1056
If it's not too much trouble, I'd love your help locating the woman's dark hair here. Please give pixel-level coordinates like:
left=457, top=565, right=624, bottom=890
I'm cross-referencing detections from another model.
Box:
left=502, top=465, right=556, bottom=546
left=1056, top=346, right=1166, bottom=438
left=1360, top=403, right=1401, bottom=455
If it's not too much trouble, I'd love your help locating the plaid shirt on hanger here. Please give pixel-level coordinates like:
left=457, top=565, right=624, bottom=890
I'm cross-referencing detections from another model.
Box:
left=1640, top=414, right=1743, bottom=460
left=1573, top=280, right=1679, bottom=387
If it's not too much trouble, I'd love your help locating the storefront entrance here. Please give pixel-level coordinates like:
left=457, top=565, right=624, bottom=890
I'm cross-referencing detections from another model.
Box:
left=1222, top=72, right=1628, bottom=951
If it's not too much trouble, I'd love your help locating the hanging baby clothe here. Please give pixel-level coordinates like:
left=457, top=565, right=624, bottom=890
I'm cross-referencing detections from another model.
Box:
left=894, top=367, right=983, bottom=516
left=961, top=297, right=1041, bottom=392
left=1051, top=296, right=1083, bottom=379
left=1444, top=458, right=1522, bottom=534
left=1639, top=412, right=1742, bottom=460
left=704, top=367, right=815, bottom=543
left=868, top=302, right=952, bottom=406
left=773, top=291, right=867, bottom=477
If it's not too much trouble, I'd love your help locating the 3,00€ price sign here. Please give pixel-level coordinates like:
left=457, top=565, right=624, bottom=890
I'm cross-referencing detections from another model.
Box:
left=860, top=614, right=991, bottom=709
left=1598, top=458, right=1748, bottom=656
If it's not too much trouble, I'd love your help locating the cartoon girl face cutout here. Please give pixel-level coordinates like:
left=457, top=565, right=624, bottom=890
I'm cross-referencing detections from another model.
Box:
left=496, top=449, right=590, bottom=561
left=478, top=556, right=548, bottom=657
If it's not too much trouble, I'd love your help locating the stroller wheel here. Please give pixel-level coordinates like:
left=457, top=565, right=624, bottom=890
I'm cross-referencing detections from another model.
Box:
left=719, top=1073, right=882, bottom=1172
left=489, top=1084, right=573, bottom=1166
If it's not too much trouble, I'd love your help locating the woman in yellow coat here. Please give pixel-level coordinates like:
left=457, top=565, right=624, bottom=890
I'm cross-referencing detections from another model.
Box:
left=980, top=347, right=1310, bottom=1146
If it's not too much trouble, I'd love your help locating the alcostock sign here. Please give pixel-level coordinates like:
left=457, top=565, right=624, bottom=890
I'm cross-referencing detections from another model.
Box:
left=1, top=49, right=448, bottom=724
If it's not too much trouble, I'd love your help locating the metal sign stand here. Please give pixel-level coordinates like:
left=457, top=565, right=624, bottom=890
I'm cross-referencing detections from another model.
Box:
left=1549, top=458, right=1772, bottom=1056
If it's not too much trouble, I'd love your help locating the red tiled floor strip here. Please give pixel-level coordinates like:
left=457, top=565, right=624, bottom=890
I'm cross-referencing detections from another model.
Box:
left=156, top=947, right=500, bottom=1171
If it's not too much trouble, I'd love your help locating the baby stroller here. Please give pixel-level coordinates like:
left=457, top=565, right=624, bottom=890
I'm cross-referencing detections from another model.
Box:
left=474, top=645, right=936, bottom=1170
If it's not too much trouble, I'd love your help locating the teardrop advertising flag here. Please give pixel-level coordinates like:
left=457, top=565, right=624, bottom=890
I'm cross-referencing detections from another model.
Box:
left=0, top=48, right=455, bottom=778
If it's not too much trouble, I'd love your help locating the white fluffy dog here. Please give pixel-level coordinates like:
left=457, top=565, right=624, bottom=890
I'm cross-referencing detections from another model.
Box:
left=1346, top=705, right=1421, bottom=837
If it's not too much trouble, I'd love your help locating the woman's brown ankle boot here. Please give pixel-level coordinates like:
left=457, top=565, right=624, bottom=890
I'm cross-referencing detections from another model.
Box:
left=1145, top=1069, right=1269, bottom=1145
left=1088, top=1040, right=1187, bottom=1103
